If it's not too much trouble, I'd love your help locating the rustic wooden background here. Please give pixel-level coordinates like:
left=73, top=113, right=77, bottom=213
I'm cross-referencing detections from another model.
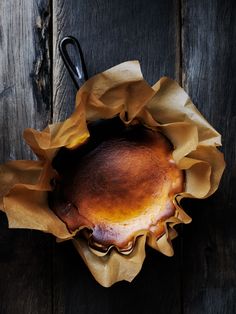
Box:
left=0, top=0, right=235, bottom=313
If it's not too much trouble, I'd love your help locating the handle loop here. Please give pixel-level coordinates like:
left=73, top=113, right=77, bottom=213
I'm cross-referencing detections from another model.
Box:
left=59, top=36, right=87, bottom=89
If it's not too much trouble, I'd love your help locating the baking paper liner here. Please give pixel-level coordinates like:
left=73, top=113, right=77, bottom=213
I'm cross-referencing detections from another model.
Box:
left=0, top=61, right=225, bottom=287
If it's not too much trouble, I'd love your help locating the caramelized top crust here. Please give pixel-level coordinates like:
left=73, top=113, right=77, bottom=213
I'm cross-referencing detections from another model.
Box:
left=49, top=119, right=184, bottom=252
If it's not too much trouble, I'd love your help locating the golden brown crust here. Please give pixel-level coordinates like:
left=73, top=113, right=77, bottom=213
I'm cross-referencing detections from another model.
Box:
left=49, top=122, right=184, bottom=252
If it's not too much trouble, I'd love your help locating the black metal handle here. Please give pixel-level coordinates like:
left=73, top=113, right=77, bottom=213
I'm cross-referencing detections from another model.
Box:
left=59, top=36, right=87, bottom=89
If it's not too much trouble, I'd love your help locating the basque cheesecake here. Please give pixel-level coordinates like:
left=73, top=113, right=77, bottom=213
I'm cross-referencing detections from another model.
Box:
left=49, top=117, right=184, bottom=253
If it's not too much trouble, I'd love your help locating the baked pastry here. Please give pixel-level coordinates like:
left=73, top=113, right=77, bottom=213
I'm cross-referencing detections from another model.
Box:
left=49, top=117, right=184, bottom=254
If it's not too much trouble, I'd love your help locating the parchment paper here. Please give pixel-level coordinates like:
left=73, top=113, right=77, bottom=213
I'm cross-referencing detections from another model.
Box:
left=0, top=61, right=225, bottom=287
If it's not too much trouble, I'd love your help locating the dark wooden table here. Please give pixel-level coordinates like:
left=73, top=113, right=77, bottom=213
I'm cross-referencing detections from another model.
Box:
left=0, top=1, right=235, bottom=313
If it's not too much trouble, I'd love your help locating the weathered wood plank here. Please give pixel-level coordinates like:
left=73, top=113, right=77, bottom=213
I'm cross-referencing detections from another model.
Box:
left=52, top=0, right=181, bottom=122
left=52, top=1, right=181, bottom=313
left=182, top=1, right=236, bottom=313
left=0, top=1, right=53, bottom=313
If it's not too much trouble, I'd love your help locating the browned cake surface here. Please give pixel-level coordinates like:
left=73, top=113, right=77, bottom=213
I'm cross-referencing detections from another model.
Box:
left=49, top=120, right=184, bottom=252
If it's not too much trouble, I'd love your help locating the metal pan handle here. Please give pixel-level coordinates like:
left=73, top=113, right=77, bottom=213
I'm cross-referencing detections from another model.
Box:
left=59, top=36, right=87, bottom=89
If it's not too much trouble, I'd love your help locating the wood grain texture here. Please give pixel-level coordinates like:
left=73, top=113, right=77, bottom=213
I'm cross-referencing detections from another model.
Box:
left=0, top=0, right=53, bottom=313
left=182, top=0, right=236, bottom=313
left=52, top=1, right=181, bottom=313
left=0, top=0, right=235, bottom=313
left=0, top=0, right=51, bottom=160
